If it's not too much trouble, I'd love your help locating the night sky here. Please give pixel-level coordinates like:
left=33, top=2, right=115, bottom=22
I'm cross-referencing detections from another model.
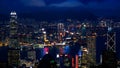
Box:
left=0, top=0, right=120, bottom=18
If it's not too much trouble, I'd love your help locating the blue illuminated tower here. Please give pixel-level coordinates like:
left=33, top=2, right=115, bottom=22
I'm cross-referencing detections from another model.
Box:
left=80, top=23, right=88, bottom=68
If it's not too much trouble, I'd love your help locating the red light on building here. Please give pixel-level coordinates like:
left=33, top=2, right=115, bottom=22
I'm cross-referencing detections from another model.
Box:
left=60, top=47, right=64, bottom=55
left=76, top=55, right=78, bottom=68
left=72, top=58, right=75, bottom=68
left=60, top=33, right=63, bottom=36
left=44, top=47, right=49, bottom=54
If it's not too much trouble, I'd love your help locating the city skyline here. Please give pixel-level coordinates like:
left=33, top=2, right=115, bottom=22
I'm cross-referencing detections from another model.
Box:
left=0, top=11, right=120, bottom=68
left=0, top=0, right=120, bottom=68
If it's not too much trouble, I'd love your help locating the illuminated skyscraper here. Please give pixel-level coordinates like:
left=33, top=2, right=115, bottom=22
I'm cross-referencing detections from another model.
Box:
left=57, top=23, right=64, bottom=42
left=107, top=31, right=116, bottom=52
left=8, top=11, right=20, bottom=67
left=80, top=23, right=88, bottom=68
left=102, top=27, right=117, bottom=68
left=87, top=36, right=96, bottom=66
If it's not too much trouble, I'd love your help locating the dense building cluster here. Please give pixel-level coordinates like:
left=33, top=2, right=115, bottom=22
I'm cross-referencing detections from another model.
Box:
left=0, top=12, right=120, bottom=68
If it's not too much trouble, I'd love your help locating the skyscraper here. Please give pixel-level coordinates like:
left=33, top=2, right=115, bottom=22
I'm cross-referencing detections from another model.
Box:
left=87, top=36, right=96, bottom=66
left=8, top=11, right=20, bottom=67
left=57, top=23, right=64, bottom=42
left=102, top=28, right=117, bottom=68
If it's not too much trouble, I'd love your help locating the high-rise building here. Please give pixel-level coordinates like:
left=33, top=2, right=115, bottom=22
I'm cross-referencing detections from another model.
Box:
left=57, top=23, right=64, bottom=42
left=45, top=24, right=58, bottom=41
left=8, top=11, right=20, bottom=67
left=87, top=36, right=96, bottom=66
left=80, top=23, right=88, bottom=68
left=102, top=28, right=117, bottom=68
left=107, top=32, right=116, bottom=52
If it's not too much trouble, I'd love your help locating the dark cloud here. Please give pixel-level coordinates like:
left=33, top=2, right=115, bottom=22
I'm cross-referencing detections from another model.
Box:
left=20, top=0, right=120, bottom=9
left=44, top=0, right=67, bottom=5
left=21, top=0, right=46, bottom=7
left=0, top=0, right=120, bottom=16
left=78, top=0, right=105, bottom=4
left=49, top=0, right=84, bottom=7
left=0, top=0, right=119, bottom=8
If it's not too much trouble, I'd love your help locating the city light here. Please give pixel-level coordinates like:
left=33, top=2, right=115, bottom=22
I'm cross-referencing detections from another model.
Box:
left=41, top=28, right=45, bottom=31
left=43, top=31, right=46, bottom=34
left=44, top=47, right=49, bottom=54
left=10, top=12, right=17, bottom=15
left=0, top=10, right=119, bottom=68
left=72, top=58, right=75, bottom=68
left=82, top=48, right=88, bottom=52
left=56, top=54, right=59, bottom=58
left=76, top=55, right=78, bottom=68
left=78, top=50, right=82, bottom=57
